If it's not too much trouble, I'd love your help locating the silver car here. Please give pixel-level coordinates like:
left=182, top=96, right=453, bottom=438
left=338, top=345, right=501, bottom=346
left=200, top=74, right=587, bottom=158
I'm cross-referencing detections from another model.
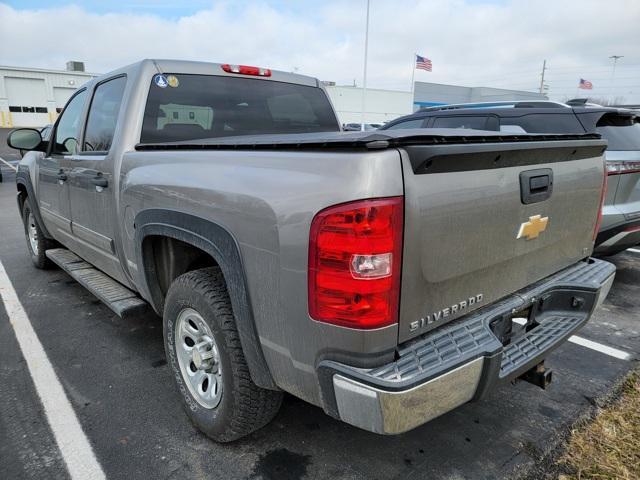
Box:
left=595, top=117, right=640, bottom=254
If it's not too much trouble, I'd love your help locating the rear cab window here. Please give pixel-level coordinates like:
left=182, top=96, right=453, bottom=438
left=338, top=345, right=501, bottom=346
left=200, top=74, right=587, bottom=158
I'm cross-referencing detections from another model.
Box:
left=141, top=74, right=339, bottom=143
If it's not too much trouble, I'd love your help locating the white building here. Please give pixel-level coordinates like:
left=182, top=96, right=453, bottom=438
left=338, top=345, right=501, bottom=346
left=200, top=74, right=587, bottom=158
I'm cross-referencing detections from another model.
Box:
left=325, top=85, right=413, bottom=125
left=323, top=82, right=545, bottom=126
left=0, top=62, right=97, bottom=128
left=413, top=81, right=547, bottom=109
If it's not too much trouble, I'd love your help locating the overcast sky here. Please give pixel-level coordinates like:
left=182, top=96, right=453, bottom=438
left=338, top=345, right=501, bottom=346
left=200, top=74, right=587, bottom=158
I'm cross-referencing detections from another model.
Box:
left=1, top=0, right=639, bottom=103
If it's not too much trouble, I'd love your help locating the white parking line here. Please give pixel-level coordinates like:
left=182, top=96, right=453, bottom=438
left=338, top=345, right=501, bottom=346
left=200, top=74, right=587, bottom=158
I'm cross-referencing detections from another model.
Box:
left=567, top=336, right=632, bottom=360
left=0, top=156, right=18, bottom=172
left=627, top=248, right=640, bottom=254
left=512, top=317, right=631, bottom=360
left=0, top=260, right=106, bottom=480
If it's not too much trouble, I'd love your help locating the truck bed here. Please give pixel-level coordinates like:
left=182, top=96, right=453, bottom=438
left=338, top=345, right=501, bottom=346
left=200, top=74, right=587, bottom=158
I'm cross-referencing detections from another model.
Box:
left=135, top=128, right=603, bottom=150
left=136, top=129, right=607, bottom=343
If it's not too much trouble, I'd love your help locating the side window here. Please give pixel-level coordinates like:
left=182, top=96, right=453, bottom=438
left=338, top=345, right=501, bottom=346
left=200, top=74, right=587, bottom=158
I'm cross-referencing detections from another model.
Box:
left=53, top=90, right=87, bottom=155
left=432, top=116, right=491, bottom=130
left=40, top=125, right=52, bottom=141
left=499, top=114, right=585, bottom=134
left=499, top=124, right=527, bottom=134
left=385, top=118, right=425, bottom=130
left=83, top=76, right=127, bottom=152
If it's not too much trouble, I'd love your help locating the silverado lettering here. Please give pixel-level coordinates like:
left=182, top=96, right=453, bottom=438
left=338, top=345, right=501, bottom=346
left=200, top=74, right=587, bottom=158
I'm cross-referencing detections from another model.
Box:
left=410, top=294, right=484, bottom=332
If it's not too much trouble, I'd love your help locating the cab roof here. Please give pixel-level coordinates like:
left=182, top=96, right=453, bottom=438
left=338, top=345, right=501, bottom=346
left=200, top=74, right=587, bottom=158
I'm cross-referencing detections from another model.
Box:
left=88, top=59, right=320, bottom=89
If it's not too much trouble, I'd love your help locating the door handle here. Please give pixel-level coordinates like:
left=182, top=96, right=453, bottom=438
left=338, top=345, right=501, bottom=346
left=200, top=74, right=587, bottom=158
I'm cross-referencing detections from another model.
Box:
left=57, top=171, right=67, bottom=181
left=91, top=175, right=108, bottom=188
left=520, top=168, right=553, bottom=204
left=529, top=175, right=550, bottom=193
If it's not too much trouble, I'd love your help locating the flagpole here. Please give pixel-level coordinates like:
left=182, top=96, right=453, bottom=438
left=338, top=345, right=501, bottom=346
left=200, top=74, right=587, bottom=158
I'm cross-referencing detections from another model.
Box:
left=410, top=53, right=416, bottom=112
left=360, top=0, right=370, bottom=131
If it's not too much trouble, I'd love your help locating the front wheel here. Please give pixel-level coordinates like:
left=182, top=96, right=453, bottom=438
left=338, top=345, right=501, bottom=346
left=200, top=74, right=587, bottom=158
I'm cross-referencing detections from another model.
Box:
left=163, top=267, right=282, bottom=442
left=22, top=199, right=54, bottom=269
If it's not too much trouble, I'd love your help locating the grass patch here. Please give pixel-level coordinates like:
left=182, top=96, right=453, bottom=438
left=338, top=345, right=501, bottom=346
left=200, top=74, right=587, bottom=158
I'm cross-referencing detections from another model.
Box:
left=558, top=371, right=640, bottom=480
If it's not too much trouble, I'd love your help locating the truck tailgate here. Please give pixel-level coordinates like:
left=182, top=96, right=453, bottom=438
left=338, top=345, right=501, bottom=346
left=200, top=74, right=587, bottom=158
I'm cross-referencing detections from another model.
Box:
left=398, top=139, right=607, bottom=343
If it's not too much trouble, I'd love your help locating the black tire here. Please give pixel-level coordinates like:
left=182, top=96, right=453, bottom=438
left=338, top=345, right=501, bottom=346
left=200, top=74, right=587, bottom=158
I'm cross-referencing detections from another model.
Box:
left=22, top=199, right=54, bottom=269
left=163, top=267, right=282, bottom=442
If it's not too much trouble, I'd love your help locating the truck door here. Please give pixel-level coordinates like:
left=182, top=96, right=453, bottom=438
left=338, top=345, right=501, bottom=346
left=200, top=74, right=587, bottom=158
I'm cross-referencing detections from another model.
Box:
left=37, top=89, right=87, bottom=239
left=66, top=75, right=127, bottom=282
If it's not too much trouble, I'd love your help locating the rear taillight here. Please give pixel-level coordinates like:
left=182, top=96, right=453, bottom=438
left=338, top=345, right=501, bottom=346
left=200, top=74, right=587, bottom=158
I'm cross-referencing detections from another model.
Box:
left=308, top=197, right=404, bottom=329
left=221, top=64, right=271, bottom=77
left=606, top=161, right=640, bottom=175
left=594, top=164, right=608, bottom=241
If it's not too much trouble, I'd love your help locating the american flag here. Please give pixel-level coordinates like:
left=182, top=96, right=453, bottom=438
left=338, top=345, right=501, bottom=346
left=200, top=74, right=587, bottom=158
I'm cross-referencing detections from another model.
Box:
left=579, top=78, right=593, bottom=90
left=416, top=55, right=432, bottom=72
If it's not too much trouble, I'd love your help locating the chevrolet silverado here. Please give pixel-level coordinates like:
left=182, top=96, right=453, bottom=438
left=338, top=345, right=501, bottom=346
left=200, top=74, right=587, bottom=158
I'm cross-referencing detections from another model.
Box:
left=8, top=59, right=615, bottom=442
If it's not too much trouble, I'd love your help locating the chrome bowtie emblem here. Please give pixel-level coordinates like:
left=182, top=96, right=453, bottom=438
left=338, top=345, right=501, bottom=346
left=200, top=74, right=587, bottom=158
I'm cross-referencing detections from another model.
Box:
left=517, top=214, right=549, bottom=240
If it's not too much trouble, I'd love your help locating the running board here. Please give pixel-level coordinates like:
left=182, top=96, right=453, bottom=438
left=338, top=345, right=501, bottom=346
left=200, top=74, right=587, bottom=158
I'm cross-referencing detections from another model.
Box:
left=45, top=248, right=148, bottom=318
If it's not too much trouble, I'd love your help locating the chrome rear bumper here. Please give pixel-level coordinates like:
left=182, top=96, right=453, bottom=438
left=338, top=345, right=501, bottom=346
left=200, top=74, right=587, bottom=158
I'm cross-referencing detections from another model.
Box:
left=319, top=258, right=616, bottom=434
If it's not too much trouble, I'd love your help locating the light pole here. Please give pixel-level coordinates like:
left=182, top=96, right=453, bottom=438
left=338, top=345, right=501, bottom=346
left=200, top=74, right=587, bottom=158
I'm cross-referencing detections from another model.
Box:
left=360, top=0, right=370, bottom=131
left=609, top=55, right=623, bottom=105
left=538, top=59, right=547, bottom=95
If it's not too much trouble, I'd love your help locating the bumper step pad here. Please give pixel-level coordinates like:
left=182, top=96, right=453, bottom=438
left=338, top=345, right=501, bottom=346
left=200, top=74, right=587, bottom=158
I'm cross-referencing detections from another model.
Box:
left=46, top=248, right=148, bottom=318
left=500, top=315, right=581, bottom=378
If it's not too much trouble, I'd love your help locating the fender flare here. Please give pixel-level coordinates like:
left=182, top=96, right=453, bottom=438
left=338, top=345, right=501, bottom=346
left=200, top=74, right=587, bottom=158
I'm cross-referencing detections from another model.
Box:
left=133, top=208, right=277, bottom=390
left=15, top=170, right=53, bottom=239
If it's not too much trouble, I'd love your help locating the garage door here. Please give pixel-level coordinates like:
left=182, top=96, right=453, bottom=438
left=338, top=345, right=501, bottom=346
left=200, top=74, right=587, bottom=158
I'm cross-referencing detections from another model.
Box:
left=53, top=87, right=76, bottom=110
left=5, top=77, right=49, bottom=127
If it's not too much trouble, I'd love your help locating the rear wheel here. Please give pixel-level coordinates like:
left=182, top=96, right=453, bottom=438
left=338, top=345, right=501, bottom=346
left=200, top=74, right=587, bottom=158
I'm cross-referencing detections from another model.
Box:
left=22, top=199, right=54, bottom=269
left=163, top=267, right=282, bottom=442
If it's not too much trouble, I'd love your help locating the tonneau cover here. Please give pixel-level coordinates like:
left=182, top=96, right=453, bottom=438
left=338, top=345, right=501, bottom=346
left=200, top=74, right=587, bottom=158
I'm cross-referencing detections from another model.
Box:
left=135, top=128, right=602, bottom=151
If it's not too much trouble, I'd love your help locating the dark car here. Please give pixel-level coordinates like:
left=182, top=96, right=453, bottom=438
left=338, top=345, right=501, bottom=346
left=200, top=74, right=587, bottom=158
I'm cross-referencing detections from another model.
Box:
left=381, top=100, right=640, bottom=255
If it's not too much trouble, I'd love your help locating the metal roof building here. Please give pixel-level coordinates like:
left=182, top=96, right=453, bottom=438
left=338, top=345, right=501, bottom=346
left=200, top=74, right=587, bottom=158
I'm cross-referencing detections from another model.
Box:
left=413, top=81, right=547, bottom=109
left=0, top=62, right=97, bottom=128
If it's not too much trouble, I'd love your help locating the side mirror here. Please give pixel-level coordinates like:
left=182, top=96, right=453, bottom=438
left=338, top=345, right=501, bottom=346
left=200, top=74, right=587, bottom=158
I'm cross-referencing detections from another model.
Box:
left=7, top=128, right=45, bottom=152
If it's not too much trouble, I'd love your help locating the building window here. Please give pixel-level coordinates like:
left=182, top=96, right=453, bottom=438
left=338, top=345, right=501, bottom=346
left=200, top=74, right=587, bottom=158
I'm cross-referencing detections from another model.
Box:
left=35, top=107, right=48, bottom=113
left=22, top=106, right=35, bottom=113
left=9, top=106, right=21, bottom=112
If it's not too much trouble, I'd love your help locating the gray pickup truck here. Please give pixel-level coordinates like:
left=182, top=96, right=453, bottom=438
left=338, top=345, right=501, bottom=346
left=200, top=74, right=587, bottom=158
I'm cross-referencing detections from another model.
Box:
left=9, top=59, right=615, bottom=442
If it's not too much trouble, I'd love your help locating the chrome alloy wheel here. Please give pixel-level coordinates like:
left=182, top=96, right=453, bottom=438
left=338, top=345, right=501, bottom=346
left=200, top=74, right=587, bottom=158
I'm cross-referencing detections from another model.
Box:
left=27, top=212, right=39, bottom=256
left=175, top=308, right=223, bottom=409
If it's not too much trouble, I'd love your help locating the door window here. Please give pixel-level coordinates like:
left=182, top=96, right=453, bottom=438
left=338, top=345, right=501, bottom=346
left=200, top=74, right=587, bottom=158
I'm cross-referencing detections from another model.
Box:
left=83, top=76, right=127, bottom=152
left=53, top=90, right=87, bottom=155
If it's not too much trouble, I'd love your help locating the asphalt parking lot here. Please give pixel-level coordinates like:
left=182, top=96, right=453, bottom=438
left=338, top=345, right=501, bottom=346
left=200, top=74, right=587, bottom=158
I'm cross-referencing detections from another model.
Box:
left=0, top=128, right=20, bottom=183
left=0, top=176, right=639, bottom=480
